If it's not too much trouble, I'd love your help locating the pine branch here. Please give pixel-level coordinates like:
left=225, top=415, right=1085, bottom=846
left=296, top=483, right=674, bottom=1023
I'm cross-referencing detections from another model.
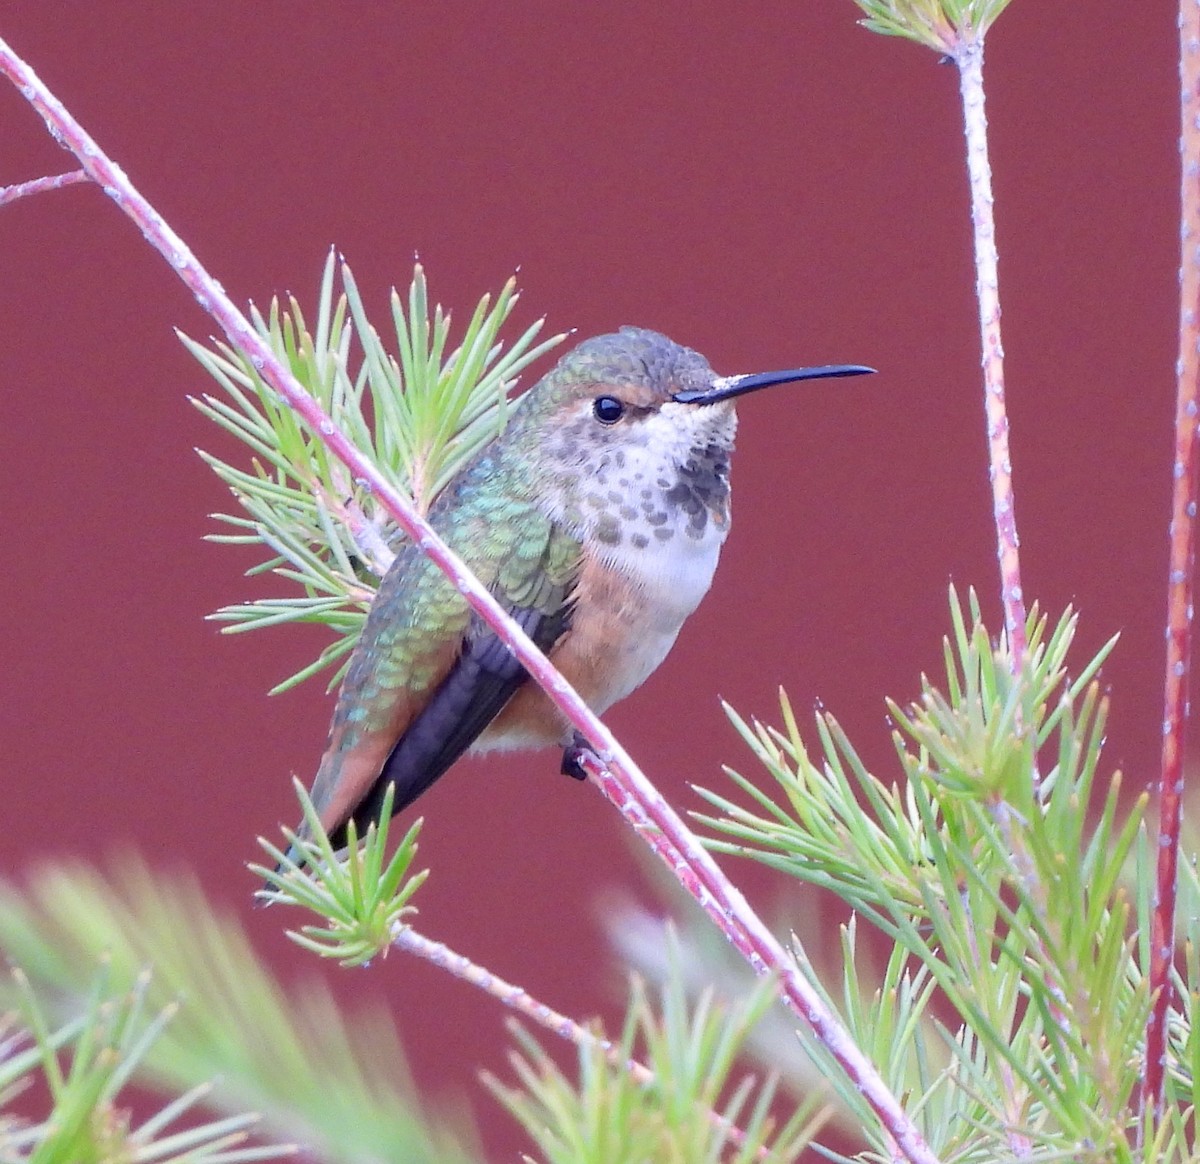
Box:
left=483, top=956, right=826, bottom=1164
left=951, top=35, right=1027, bottom=670
left=0, top=37, right=943, bottom=1163
left=257, top=785, right=814, bottom=1159
left=697, top=591, right=1153, bottom=1158
left=187, top=253, right=561, bottom=693
left=396, top=928, right=797, bottom=1160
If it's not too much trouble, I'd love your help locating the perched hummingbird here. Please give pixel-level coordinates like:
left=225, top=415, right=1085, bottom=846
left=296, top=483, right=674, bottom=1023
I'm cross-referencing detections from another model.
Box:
left=292, top=327, right=872, bottom=853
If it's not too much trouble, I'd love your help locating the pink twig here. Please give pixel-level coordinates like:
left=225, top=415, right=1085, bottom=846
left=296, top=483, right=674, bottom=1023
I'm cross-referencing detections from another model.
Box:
left=953, top=38, right=1028, bottom=670
left=0, top=167, right=87, bottom=206
left=393, top=925, right=629, bottom=1062
left=393, top=926, right=776, bottom=1158
left=1141, top=0, right=1200, bottom=1122
left=0, top=38, right=942, bottom=1164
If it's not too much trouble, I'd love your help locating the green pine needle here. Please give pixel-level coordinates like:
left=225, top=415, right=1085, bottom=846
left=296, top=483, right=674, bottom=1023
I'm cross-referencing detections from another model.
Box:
left=483, top=943, right=826, bottom=1164
left=852, top=0, right=1013, bottom=51
left=694, top=588, right=1163, bottom=1159
left=254, top=780, right=428, bottom=968
left=186, top=252, right=566, bottom=694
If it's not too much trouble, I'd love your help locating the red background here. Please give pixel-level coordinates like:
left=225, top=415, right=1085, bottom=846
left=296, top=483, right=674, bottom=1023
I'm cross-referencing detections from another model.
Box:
left=0, top=5, right=1178, bottom=1159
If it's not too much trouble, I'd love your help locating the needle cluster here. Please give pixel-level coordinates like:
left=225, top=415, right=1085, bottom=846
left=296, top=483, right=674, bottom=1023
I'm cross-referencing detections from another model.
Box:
left=682, top=590, right=1200, bottom=1160
left=484, top=956, right=826, bottom=1164
left=185, top=254, right=564, bottom=693
left=851, top=0, right=1012, bottom=50
left=2, top=963, right=289, bottom=1163
left=255, top=781, right=427, bottom=968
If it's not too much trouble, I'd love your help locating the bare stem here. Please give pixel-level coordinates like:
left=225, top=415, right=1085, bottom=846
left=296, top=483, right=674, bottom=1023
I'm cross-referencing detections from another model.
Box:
left=1141, top=0, right=1200, bottom=1122
left=0, top=38, right=942, bottom=1164
left=0, top=168, right=87, bottom=206
left=393, top=926, right=775, bottom=1158
left=953, top=37, right=1027, bottom=669
left=393, top=925, right=629, bottom=1062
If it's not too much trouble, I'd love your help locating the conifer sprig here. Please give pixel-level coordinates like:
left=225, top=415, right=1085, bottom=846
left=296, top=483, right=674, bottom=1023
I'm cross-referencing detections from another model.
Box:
left=3, top=963, right=292, bottom=1163
left=186, top=254, right=565, bottom=693
left=254, top=780, right=427, bottom=967
left=851, top=0, right=1012, bottom=50
left=484, top=961, right=826, bottom=1164
left=695, top=591, right=1169, bottom=1159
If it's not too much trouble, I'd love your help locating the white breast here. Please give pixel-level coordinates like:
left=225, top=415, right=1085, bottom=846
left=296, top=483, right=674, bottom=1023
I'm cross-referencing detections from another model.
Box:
left=589, top=511, right=729, bottom=707
left=608, top=516, right=726, bottom=632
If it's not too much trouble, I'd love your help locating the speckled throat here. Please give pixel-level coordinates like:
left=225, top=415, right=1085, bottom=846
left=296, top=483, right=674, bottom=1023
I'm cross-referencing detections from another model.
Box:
left=543, top=401, right=735, bottom=553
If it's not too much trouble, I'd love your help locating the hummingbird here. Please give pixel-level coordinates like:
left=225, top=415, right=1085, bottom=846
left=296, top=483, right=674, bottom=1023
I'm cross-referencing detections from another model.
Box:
left=290, top=327, right=872, bottom=855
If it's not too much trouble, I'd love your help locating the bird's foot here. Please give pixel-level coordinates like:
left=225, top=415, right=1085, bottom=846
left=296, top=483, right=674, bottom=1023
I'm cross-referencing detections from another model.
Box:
left=560, top=731, right=595, bottom=781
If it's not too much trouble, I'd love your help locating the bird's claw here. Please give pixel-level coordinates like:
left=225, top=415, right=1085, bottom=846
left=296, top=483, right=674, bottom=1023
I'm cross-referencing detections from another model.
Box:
left=560, top=731, right=594, bottom=781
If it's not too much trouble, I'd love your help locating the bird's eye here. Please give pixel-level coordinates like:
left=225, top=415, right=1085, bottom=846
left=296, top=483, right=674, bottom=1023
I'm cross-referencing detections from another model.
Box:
left=593, top=395, right=625, bottom=424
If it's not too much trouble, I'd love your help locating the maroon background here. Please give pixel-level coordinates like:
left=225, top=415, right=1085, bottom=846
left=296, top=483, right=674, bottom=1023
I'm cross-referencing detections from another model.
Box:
left=0, top=5, right=1178, bottom=1159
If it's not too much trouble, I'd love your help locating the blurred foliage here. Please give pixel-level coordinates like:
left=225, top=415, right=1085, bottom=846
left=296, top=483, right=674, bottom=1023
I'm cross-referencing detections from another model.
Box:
left=1, top=964, right=289, bottom=1164
left=483, top=951, right=826, bottom=1164
left=0, top=860, right=480, bottom=1164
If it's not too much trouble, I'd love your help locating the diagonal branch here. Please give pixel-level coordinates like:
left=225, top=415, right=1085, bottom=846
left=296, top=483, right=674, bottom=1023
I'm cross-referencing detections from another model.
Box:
left=0, top=37, right=943, bottom=1164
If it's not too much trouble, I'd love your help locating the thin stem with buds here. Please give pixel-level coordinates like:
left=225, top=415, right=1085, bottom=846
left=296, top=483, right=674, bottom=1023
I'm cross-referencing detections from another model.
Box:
left=0, top=36, right=942, bottom=1164
left=1141, top=0, right=1200, bottom=1122
left=953, top=36, right=1027, bottom=670
left=0, top=167, right=87, bottom=206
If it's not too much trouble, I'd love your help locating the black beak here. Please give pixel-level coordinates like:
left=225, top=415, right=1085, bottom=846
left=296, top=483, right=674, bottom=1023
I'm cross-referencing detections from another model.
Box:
left=673, top=363, right=875, bottom=406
